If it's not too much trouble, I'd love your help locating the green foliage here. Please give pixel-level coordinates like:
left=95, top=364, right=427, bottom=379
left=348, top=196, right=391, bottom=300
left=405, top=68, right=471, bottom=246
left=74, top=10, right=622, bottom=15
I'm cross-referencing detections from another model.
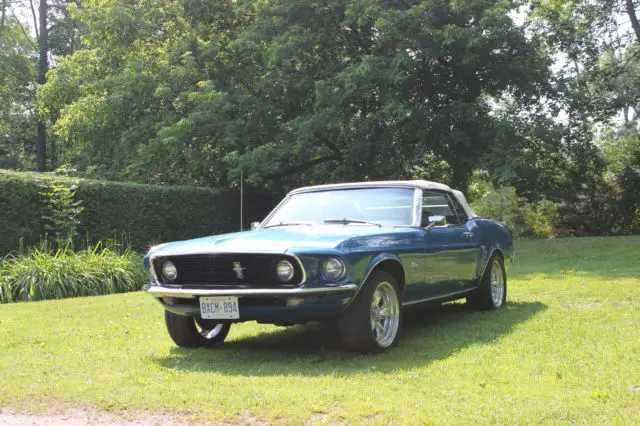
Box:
left=472, top=184, right=560, bottom=238
left=547, top=130, right=640, bottom=236
left=38, top=0, right=553, bottom=192
left=2, top=0, right=636, bottom=238
left=0, top=18, right=37, bottom=170
left=39, top=179, right=85, bottom=248
left=0, top=243, right=145, bottom=303
left=0, top=171, right=47, bottom=254
left=407, top=152, right=453, bottom=184
left=0, top=169, right=270, bottom=255
left=600, top=130, right=640, bottom=175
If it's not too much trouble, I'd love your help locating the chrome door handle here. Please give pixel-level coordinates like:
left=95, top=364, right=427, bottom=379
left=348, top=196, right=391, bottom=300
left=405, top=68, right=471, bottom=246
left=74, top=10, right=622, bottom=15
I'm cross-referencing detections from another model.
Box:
left=462, top=232, right=474, bottom=239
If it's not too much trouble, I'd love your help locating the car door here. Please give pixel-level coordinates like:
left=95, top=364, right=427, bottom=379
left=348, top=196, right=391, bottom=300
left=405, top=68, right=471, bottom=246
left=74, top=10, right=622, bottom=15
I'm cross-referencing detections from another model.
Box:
left=418, top=191, right=481, bottom=298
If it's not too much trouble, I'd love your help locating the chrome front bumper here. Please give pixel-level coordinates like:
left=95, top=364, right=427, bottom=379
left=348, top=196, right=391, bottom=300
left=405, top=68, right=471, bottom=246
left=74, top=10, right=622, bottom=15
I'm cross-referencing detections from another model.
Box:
left=143, top=283, right=358, bottom=299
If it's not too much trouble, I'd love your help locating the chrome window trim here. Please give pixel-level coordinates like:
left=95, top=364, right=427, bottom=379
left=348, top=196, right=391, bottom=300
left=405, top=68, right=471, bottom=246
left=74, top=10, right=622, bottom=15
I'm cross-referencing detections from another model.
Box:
left=289, top=180, right=452, bottom=195
left=445, top=192, right=468, bottom=223
left=261, top=186, right=420, bottom=229
left=413, top=188, right=423, bottom=227
left=421, top=189, right=466, bottom=227
left=258, top=194, right=291, bottom=230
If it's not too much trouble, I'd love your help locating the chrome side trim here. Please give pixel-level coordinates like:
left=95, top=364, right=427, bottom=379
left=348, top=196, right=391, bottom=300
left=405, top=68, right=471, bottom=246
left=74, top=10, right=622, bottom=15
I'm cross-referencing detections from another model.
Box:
left=287, top=252, right=307, bottom=286
left=144, top=283, right=358, bottom=299
left=346, top=256, right=405, bottom=305
left=149, top=254, right=160, bottom=283
left=477, top=247, right=504, bottom=280
left=401, top=247, right=505, bottom=307
left=402, top=287, right=476, bottom=306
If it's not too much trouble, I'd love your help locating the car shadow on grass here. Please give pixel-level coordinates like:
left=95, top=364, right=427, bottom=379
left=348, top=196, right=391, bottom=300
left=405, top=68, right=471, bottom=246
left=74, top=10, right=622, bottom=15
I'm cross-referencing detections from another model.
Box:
left=151, top=301, right=546, bottom=376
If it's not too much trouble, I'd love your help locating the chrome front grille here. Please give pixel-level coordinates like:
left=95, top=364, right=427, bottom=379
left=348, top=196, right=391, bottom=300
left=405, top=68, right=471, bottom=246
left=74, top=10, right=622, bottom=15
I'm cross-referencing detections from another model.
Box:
left=153, top=253, right=303, bottom=287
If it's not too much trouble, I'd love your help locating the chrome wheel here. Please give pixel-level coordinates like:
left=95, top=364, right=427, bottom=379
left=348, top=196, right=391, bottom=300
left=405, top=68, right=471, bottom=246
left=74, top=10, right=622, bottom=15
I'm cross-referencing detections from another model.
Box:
left=165, top=310, right=231, bottom=347
left=490, top=260, right=505, bottom=308
left=369, top=281, right=400, bottom=348
left=195, top=319, right=225, bottom=339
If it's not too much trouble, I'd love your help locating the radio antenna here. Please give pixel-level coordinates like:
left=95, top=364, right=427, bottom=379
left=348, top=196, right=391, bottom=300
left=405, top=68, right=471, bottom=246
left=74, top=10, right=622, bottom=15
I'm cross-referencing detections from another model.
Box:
left=240, top=170, right=244, bottom=231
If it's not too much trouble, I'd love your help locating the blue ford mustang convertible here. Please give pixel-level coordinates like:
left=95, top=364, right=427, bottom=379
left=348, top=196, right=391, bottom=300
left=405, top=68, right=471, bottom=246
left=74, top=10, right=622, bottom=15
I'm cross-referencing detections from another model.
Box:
left=144, top=180, right=513, bottom=352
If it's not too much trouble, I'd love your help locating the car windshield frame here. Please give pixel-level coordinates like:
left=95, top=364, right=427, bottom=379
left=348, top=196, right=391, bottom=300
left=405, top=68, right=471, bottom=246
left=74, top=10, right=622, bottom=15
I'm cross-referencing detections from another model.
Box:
left=259, top=186, right=421, bottom=229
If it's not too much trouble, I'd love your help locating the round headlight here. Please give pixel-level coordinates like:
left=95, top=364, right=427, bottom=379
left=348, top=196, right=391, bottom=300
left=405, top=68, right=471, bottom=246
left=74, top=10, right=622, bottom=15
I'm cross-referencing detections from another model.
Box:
left=162, top=260, right=178, bottom=282
left=323, top=257, right=345, bottom=281
left=276, top=259, right=295, bottom=282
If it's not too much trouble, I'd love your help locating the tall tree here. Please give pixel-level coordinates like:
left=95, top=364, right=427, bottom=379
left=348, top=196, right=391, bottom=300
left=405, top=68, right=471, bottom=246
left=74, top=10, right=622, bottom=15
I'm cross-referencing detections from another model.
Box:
left=0, top=17, right=37, bottom=169
left=527, top=0, right=640, bottom=234
left=41, top=0, right=553, bottom=193
left=626, top=0, right=640, bottom=42
left=35, top=0, right=48, bottom=171
left=220, top=0, right=552, bottom=192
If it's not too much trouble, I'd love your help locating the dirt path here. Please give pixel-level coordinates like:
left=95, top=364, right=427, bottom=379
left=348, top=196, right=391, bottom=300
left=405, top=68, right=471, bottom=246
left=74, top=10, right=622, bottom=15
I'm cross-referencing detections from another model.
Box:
left=0, top=408, right=192, bottom=425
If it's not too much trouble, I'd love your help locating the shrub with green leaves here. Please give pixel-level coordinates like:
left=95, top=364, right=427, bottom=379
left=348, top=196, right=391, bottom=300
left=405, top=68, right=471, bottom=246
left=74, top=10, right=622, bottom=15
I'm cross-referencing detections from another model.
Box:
left=0, top=244, right=146, bottom=303
left=0, top=169, right=277, bottom=255
left=471, top=185, right=560, bottom=238
left=39, top=179, right=85, bottom=249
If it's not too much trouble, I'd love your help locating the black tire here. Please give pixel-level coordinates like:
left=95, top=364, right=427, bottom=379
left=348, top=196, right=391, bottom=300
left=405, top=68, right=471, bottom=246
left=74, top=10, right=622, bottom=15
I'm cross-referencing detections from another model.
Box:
left=164, top=310, right=231, bottom=347
left=467, top=254, right=507, bottom=310
left=338, top=271, right=403, bottom=353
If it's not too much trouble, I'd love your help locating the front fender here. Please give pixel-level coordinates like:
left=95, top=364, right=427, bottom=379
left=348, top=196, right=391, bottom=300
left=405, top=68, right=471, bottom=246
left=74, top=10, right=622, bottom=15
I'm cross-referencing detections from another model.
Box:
left=362, top=252, right=403, bottom=286
left=343, top=252, right=406, bottom=307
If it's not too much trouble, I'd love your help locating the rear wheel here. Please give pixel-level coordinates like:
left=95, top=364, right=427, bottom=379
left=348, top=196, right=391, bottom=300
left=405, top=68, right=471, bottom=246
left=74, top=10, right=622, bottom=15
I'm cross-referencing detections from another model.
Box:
left=467, top=255, right=507, bottom=310
left=164, top=310, right=231, bottom=347
left=338, top=271, right=402, bottom=353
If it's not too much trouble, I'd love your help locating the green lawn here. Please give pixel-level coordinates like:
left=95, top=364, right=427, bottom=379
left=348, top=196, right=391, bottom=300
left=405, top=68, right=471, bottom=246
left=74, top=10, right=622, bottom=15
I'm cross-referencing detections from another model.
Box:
left=1, top=237, right=639, bottom=424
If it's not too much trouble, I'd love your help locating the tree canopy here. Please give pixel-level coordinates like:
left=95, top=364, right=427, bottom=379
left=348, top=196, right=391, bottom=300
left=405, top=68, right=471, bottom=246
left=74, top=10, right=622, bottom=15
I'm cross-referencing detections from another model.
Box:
left=1, top=0, right=639, bottom=235
left=37, top=0, right=554, bottom=193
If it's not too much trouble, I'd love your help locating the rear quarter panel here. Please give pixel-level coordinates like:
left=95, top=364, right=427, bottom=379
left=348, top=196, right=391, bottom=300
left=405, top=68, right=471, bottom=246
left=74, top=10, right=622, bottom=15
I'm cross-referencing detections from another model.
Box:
left=471, top=218, right=514, bottom=275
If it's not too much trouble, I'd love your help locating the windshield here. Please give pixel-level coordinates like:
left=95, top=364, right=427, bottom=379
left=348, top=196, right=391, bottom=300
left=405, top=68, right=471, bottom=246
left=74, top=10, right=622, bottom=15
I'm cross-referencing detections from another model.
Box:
left=262, top=187, right=416, bottom=227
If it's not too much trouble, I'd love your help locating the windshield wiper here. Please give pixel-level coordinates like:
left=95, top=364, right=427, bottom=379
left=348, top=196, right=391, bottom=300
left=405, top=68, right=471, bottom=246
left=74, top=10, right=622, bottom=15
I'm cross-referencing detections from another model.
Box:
left=263, top=221, right=314, bottom=228
left=323, top=218, right=382, bottom=227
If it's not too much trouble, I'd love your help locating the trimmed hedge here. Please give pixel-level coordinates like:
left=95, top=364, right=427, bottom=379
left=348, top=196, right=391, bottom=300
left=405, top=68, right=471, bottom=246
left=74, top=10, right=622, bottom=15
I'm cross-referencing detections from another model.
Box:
left=0, top=170, right=276, bottom=255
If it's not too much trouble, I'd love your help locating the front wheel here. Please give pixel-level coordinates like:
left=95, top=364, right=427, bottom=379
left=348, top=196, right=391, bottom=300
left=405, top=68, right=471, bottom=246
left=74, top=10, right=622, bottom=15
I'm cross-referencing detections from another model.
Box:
left=164, top=310, right=231, bottom=347
left=467, top=255, right=507, bottom=310
left=338, top=271, right=402, bottom=353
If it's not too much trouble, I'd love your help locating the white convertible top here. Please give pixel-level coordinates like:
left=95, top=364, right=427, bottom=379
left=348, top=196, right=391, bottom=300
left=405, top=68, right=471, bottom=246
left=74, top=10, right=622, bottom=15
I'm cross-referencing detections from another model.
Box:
left=289, top=180, right=477, bottom=218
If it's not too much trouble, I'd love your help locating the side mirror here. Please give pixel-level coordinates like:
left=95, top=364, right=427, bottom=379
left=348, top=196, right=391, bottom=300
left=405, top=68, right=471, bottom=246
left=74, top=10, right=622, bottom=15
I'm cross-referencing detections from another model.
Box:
left=250, top=221, right=261, bottom=230
left=425, top=215, right=447, bottom=230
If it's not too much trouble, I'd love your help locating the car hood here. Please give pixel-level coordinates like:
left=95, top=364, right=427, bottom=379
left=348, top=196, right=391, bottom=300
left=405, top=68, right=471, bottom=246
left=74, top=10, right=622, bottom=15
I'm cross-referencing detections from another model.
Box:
left=148, top=225, right=413, bottom=256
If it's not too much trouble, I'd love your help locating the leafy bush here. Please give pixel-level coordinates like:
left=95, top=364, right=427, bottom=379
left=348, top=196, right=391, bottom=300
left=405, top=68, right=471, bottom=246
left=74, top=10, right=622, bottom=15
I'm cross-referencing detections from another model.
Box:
left=39, top=178, right=84, bottom=249
left=0, top=243, right=146, bottom=303
left=472, top=185, right=560, bottom=238
left=0, top=169, right=277, bottom=255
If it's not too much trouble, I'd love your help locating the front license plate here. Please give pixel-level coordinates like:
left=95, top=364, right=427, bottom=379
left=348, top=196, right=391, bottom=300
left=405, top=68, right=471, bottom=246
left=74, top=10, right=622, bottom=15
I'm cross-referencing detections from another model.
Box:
left=199, top=296, right=239, bottom=320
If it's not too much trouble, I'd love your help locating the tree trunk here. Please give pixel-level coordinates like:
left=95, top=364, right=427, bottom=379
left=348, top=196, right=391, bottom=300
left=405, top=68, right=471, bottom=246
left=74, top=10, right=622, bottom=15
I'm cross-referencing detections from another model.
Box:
left=627, top=0, right=640, bottom=44
left=50, top=138, right=57, bottom=169
left=35, top=0, right=48, bottom=172
left=449, top=162, right=472, bottom=194
left=1, top=0, right=6, bottom=27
